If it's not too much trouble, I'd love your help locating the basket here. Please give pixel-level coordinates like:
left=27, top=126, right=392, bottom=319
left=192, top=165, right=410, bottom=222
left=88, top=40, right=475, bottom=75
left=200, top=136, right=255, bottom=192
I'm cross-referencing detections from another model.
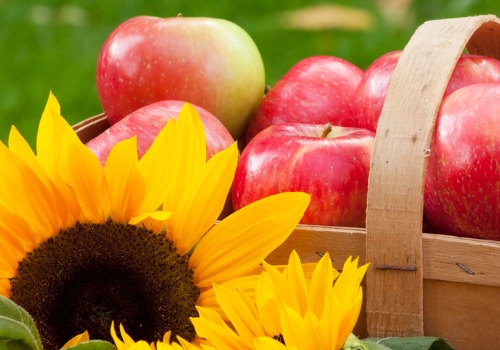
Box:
left=73, top=15, right=500, bottom=349
left=267, top=14, right=500, bottom=349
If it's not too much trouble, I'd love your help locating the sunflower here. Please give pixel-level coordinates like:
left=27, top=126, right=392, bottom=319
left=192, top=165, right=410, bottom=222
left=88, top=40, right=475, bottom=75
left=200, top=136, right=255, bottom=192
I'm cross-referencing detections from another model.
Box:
left=190, top=250, right=368, bottom=349
left=0, top=93, right=310, bottom=349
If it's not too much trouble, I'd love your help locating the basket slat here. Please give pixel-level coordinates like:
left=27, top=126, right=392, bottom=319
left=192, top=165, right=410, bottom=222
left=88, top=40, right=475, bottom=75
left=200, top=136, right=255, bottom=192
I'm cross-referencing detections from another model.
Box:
left=266, top=225, right=500, bottom=287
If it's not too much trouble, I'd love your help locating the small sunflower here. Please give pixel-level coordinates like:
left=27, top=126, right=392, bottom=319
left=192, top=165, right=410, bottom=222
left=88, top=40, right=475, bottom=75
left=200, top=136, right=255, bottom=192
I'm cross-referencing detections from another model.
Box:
left=190, top=250, right=368, bottom=349
left=0, top=93, right=310, bottom=349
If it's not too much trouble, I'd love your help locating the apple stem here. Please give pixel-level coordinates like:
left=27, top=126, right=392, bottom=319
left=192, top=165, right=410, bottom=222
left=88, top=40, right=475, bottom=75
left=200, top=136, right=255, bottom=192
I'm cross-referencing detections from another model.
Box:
left=177, top=13, right=183, bottom=17
left=321, top=123, right=333, bottom=138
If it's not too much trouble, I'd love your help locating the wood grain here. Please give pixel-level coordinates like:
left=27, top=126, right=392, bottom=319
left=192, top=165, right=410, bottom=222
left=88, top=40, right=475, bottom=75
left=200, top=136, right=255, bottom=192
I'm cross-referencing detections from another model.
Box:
left=266, top=224, right=500, bottom=287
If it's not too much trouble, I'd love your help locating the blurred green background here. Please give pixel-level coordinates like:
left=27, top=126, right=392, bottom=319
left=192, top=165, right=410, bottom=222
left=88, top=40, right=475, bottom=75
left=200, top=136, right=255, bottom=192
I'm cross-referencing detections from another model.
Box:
left=0, top=0, right=498, bottom=148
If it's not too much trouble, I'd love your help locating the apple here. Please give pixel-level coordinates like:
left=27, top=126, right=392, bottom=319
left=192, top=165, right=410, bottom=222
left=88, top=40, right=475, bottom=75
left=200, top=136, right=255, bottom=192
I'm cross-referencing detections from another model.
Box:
left=233, top=123, right=375, bottom=227
left=424, top=83, right=500, bottom=240
left=96, top=15, right=265, bottom=140
left=85, top=100, right=234, bottom=166
left=244, top=55, right=364, bottom=144
left=353, top=50, right=500, bottom=132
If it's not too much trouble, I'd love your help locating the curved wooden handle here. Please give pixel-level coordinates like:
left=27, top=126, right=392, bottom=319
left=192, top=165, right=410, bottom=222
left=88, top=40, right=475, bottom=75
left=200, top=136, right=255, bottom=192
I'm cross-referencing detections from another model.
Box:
left=365, top=15, right=500, bottom=337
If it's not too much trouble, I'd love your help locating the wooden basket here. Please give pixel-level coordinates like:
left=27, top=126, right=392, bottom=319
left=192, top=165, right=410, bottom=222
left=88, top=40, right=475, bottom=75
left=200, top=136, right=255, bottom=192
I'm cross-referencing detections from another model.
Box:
left=73, top=15, right=500, bottom=350
left=267, top=14, right=500, bottom=349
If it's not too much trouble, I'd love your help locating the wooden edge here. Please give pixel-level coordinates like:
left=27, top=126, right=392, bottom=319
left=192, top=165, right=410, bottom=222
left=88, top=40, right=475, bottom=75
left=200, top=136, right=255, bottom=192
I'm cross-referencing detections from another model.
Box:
left=265, top=224, right=500, bottom=288
left=466, top=16, right=500, bottom=59
left=72, top=113, right=109, bottom=143
left=364, top=15, right=499, bottom=337
left=266, top=224, right=367, bottom=270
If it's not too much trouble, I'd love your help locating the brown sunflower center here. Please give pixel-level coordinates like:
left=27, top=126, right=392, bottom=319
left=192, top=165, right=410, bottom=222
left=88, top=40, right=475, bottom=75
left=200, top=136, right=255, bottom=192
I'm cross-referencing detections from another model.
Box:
left=10, top=220, right=199, bottom=349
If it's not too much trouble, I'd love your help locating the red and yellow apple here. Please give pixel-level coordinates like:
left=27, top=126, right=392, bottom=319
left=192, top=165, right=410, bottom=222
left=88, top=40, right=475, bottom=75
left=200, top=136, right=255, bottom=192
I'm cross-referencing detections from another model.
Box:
left=86, top=100, right=234, bottom=166
left=96, top=15, right=265, bottom=140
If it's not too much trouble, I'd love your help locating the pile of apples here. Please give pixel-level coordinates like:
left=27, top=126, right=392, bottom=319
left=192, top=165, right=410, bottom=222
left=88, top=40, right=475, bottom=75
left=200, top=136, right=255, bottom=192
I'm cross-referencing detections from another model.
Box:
left=88, top=15, right=500, bottom=240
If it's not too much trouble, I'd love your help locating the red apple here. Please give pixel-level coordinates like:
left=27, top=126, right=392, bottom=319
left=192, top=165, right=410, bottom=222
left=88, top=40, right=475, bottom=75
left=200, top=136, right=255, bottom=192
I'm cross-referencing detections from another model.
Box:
left=86, top=100, right=234, bottom=166
left=244, top=56, right=364, bottom=144
left=233, top=123, right=375, bottom=227
left=424, top=83, right=500, bottom=240
left=96, top=15, right=265, bottom=140
left=354, top=51, right=500, bottom=132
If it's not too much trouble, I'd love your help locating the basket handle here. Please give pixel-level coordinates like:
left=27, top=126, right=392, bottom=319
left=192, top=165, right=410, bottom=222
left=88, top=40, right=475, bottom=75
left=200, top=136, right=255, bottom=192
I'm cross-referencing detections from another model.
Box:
left=365, top=15, right=500, bottom=337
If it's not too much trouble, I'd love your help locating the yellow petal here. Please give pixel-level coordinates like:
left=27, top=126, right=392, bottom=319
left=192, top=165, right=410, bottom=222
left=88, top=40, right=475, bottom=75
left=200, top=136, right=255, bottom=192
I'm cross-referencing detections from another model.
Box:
left=333, top=287, right=364, bottom=347
left=308, top=252, right=336, bottom=317
left=8, top=126, right=72, bottom=229
left=320, top=290, right=340, bottom=349
left=278, top=305, right=306, bottom=348
left=138, top=120, right=176, bottom=212
left=190, top=192, right=310, bottom=288
left=104, top=136, right=147, bottom=222
left=261, top=260, right=301, bottom=311
left=198, top=273, right=260, bottom=306
left=213, top=284, right=264, bottom=344
left=255, top=273, right=281, bottom=337
left=58, top=125, right=110, bottom=222
left=0, top=224, right=27, bottom=277
left=333, top=257, right=368, bottom=303
left=253, top=337, right=289, bottom=350
left=8, top=125, right=36, bottom=161
left=195, top=306, right=228, bottom=327
left=175, top=336, right=207, bottom=350
left=167, top=142, right=238, bottom=255
left=0, top=279, right=10, bottom=297
left=36, top=91, right=64, bottom=172
left=279, top=305, right=324, bottom=349
left=283, top=250, right=309, bottom=315
left=117, top=323, right=137, bottom=345
left=129, top=210, right=172, bottom=233
left=302, top=309, right=324, bottom=348
left=34, top=93, right=110, bottom=223
left=0, top=143, right=62, bottom=237
left=61, top=330, right=89, bottom=349
left=111, top=321, right=125, bottom=348
left=0, top=202, right=47, bottom=250
left=197, top=274, right=261, bottom=323
left=128, top=341, right=153, bottom=350
left=161, top=103, right=207, bottom=213
left=190, top=307, right=248, bottom=350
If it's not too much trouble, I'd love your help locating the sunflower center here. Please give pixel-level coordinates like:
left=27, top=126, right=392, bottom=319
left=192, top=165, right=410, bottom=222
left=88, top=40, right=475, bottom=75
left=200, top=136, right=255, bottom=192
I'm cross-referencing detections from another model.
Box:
left=10, top=220, right=199, bottom=349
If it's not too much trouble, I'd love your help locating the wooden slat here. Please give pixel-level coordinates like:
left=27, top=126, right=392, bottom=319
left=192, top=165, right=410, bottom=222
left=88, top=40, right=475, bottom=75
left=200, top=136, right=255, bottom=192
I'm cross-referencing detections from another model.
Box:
left=266, top=225, right=500, bottom=287
left=265, top=224, right=367, bottom=270
left=365, top=15, right=499, bottom=337
left=423, top=233, right=500, bottom=287
left=423, top=280, right=500, bottom=350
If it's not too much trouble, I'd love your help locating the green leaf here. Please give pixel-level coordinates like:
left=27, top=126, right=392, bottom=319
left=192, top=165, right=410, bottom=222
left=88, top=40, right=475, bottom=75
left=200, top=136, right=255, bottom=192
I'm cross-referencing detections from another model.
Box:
left=0, top=296, right=42, bottom=350
left=342, top=333, right=370, bottom=350
left=362, top=341, right=393, bottom=350
left=363, top=337, right=455, bottom=350
left=64, top=340, right=116, bottom=350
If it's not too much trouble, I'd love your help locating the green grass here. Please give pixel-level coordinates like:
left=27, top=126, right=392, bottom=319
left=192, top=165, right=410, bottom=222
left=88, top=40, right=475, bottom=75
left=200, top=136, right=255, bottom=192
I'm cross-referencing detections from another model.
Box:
left=0, top=0, right=497, bottom=148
